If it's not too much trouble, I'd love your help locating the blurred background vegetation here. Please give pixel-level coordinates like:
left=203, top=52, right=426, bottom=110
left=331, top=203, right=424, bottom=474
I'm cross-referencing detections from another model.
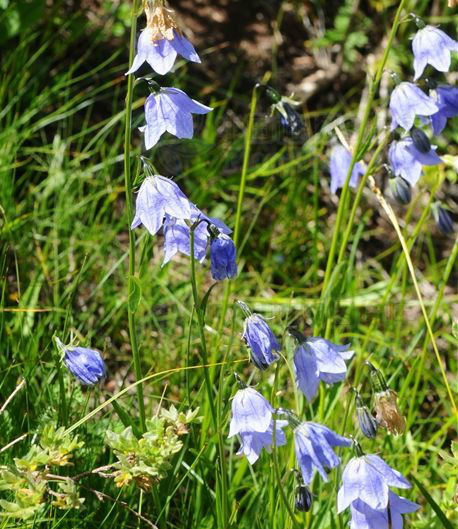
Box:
left=0, top=0, right=457, bottom=528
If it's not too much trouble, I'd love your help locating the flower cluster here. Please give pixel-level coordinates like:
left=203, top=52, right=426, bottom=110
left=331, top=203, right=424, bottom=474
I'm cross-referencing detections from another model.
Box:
left=329, top=17, right=456, bottom=233
left=127, top=1, right=238, bottom=278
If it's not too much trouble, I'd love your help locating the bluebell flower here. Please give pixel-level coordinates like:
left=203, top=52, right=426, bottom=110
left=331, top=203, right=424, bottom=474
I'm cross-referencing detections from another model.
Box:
left=238, top=302, right=280, bottom=370
left=210, top=233, right=237, bottom=280
left=389, top=176, right=412, bottom=205
left=295, top=484, right=313, bottom=512
left=127, top=28, right=200, bottom=76
left=354, top=391, right=378, bottom=439
left=131, top=175, right=192, bottom=236
left=329, top=145, right=365, bottom=194
left=412, top=25, right=458, bottom=80
left=389, top=82, right=438, bottom=131
left=388, top=138, right=442, bottom=186
left=228, top=387, right=287, bottom=464
left=162, top=207, right=231, bottom=265
left=433, top=203, right=454, bottom=234
left=430, top=85, right=458, bottom=134
left=56, top=338, right=106, bottom=385
left=349, top=492, right=419, bottom=529
left=293, top=421, right=351, bottom=484
left=293, top=337, right=354, bottom=402
left=141, top=88, right=212, bottom=149
left=337, top=454, right=411, bottom=512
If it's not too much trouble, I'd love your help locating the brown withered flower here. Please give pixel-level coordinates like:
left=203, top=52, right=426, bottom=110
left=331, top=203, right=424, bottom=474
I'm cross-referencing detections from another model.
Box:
left=374, top=389, right=406, bottom=435
left=366, top=361, right=406, bottom=436
left=143, top=0, right=178, bottom=41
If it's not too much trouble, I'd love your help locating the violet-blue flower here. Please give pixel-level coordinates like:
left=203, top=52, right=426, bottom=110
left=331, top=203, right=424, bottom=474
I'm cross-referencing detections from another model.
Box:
left=389, top=82, right=438, bottom=131
left=293, top=337, right=354, bottom=402
left=131, top=175, right=192, bottom=236
left=141, top=88, right=212, bottom=150
left=162, top=207, right=231, bottom=265
left=337, top=454, right=411, bottom=512
left=228, top=387, right=287, bottom=464
left=236, top=420, right=288, bottom=464
left=412, top=25, right=458, bottom=80
left=349, top=492, right=419, bottom=529
left=430, top=85, right=458, bottom=134
left=210, top=233, right=237, bottom=280
left=238, top=302, right=280, bottom=370
left=329, top=145, right=365, bottom=194
left=293, top=421, right=351, bottom=485
left=388, top=137, right=442, bottom=187
left=127, top=28, right=200, bottom=76
left=56, top=338, right=106, bottom=385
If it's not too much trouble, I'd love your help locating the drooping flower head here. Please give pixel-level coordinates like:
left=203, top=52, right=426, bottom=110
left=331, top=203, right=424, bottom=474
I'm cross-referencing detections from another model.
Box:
left=338, top=451, right=411, bottom=513
left=209, top=230, right=237, bottom=281
left=131, top=173, right=192, bottom=235
left=141, top=86, right=212, bottom=149
left=293, top=470, right=313, bottom=512
left=430, top=85, right=458, bottom=134
left=389, top=81, right=438, bottom=131
left=389, top=175, right=412, bottom=205
left=284, top=411, right=351, bottom=485
left=261, top=85, right=305, bottom=138
left=127, top=0, right=200, bottom=76
left=349, top=491, right=419, bottom=529
left=237, top=300, right=280, bottom=371
left=329, top=145, right=365, bottom=194
left=412, top=23, right=458, bottom=80
left=388, top=137, right=442, bottom=187
left=228, top=378, right=287, bottom=464
left=55, top=337, right=106, bottom=385
left=290, top=329, right=354, bottom=402
left=353, top=389, right=378, bottom=439
left=162, top=207, right=231, bottom=265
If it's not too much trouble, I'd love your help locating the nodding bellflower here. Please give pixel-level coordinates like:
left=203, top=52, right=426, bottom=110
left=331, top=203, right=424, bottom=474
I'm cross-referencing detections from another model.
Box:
left=329, top=145, right=365, bottom=194
left=389, top=82, right=438, bottom=131
left=162, top=207, right=231, bottom=265
left=209, top=233, right=238, bottom=280
left=293, top=336, right=354, bottom=402
left=292, top=420, right=351, bottom=485
left=388, top=138, right=442, bottom=187
left=238, top=302, right=280, bottom=370
left=430, top=85, right=458, bottom=134
left=349, top=492, right=419, bottom=529
left=141, top=88, right=212, bottom=149
left=127, top=28, right=200, bottom=76
left=131, top=175, right=192, bottom=235
left=338, top=454, right=411, bottom=512
left=228, top=387, right=287, bottom=464
left=56, top=338, right=106, bottom=385
left=412, top=25, right=458, bottom=80
left=433, top=203, right=454, bottom=235
left=126, top=0, right=200, bottom=76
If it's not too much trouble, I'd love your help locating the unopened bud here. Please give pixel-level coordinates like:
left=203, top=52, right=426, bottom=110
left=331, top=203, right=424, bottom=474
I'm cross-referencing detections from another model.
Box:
left=389, top=176, right=412, bottom=205
left=410, top=127, right=431, bottom=153
left=433, top=204, right=454, bottom=235
left=354, top=391, right=378, bottom=439
left=295, top=485, right=313, bottom=512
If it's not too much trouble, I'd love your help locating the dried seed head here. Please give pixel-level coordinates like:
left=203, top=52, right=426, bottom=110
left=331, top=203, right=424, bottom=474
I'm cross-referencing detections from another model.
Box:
left=374, top=389, right=406, bottom=435
left=144, top=0, right=178, bottom=41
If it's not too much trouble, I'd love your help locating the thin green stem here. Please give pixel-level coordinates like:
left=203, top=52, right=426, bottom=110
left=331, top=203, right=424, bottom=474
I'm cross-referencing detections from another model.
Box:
left=217, top=85, right=259, bottom=333
left=189, top=227, right=228, bottom=528
left=124, top=0, right=146, bottom=433
left=321, top=0, right=408, bottom=296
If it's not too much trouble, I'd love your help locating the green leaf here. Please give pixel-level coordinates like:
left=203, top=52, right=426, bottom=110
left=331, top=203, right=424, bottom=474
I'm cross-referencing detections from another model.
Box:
left=111, top=399, right=141, bottom=438
left=128, top=276, right=141, bottom=313
left=410, top=474, right=454, bottom=529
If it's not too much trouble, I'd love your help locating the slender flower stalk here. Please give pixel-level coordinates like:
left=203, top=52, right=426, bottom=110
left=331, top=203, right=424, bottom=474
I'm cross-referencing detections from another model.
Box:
left=321, top=0, right=408, bottom=300
left=124, top=0, right=146, bottom=433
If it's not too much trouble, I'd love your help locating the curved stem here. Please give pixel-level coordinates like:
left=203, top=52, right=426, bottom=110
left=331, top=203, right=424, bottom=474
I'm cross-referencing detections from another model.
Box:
left=124, top=0, right=146, bottom=433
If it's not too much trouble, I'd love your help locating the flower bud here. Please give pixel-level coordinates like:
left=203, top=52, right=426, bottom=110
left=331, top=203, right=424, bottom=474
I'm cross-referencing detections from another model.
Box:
left=354, top=391, right=378, bottom=439
left=410, top=127, right=431, bottom=154
left=56, top=337, right=106, bottom=385
left=389, top=176, right=412, bottom=205
left=209, top=232, right=238, bottom=280
left=280, top=102, right=305, bottom=137
left=433, top=204, right=454, bottom=235
left=295, top=485, right=313, bottom=512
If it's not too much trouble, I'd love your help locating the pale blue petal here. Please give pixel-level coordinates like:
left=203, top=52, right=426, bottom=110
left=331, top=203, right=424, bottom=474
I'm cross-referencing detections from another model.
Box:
left=228, top=388, right=273, bottom=437
left=294, top=345, right=320, bottom=401
left=366, top=455, right=411, bottom=489
left=171, top=30, right=201, bottom=63
left=146, top=38, right=178, bottom=75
